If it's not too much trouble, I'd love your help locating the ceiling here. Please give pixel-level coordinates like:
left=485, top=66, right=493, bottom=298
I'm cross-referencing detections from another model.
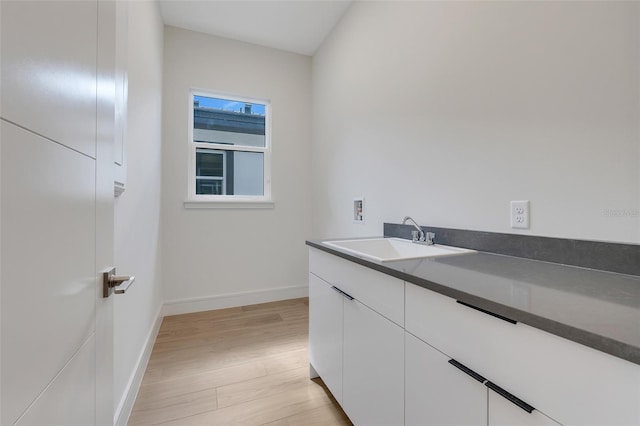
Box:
left=158, top=0, right=353, bottom=56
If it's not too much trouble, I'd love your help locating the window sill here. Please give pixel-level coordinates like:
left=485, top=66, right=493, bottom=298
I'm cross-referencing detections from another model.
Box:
left=184, top=199, right=275, bottom=209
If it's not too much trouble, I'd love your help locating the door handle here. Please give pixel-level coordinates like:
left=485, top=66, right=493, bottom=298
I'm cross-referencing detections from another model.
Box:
left=103, top=267, right=135, bottom=297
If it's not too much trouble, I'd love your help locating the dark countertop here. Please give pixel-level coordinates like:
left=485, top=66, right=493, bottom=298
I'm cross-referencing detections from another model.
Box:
left=306, top=238, right=640, bottom=366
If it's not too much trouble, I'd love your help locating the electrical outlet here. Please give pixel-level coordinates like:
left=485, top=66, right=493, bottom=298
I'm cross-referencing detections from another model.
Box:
left=510, top=200, right=530, bottom=229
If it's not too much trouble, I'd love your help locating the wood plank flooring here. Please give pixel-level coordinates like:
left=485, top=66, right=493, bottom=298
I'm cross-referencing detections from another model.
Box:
left=129, top=298, right=352, bottom=426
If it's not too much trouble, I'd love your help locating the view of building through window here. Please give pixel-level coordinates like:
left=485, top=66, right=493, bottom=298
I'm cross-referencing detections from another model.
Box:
left=192, top=94, right=268, bottom=197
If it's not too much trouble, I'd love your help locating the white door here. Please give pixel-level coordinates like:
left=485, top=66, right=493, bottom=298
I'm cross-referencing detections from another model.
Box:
left=1, top=1, right=116, bottom=425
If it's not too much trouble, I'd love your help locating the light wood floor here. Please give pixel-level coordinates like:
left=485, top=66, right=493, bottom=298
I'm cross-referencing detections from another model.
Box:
left=129, top=298, right=352, bottom=426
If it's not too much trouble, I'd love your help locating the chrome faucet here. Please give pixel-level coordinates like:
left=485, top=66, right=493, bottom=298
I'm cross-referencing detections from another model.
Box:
left=402, top=216, right=435, bottom=245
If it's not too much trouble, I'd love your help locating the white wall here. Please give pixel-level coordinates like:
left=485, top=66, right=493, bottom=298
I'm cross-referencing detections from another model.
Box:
left=113, top=0, right=164, bottom=421
left=312, top=1, right=640, bottom=244
left=162, top=27, right=312, bottom=307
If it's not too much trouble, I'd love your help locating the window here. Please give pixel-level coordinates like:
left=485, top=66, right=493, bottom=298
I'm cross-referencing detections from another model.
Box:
left=188, top=91, right=271, bottom=206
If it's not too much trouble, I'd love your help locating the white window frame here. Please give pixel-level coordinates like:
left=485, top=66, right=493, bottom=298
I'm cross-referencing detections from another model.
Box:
left=186, top=89, right=273, bottom=208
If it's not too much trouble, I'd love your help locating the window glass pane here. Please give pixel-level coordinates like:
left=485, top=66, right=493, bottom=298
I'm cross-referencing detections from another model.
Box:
left=196, top=149, right=225, bottom=195
left=233, top=151, right=264, bottom=196
left=193, top=95, right=265, bottom=148
left=196, top=149, right=224, bottom=177
left=196, top=179, right=223, bottom=195
left=195, top=149, right=263, bottom=196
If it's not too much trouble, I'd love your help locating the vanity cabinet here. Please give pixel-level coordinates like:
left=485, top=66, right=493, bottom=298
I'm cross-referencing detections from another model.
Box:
left=309, top=248, right=404, bottom=426
left=309, top=245, right=640, bottom=426
left=405, top=283, right=640, bottom=426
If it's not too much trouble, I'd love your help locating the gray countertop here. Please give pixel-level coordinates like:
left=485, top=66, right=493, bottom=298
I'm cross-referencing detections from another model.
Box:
left=306, top=238, right=640, bottom=366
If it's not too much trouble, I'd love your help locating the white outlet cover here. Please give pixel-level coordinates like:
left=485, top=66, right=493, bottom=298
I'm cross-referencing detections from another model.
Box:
left=510, top=200, right=530, bottom=229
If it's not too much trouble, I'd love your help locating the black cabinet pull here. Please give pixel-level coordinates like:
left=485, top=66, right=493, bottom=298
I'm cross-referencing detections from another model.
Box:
left=456, top=301, right=517, bottom=324
left=448, top=359, right=487, bottom=384
left=331, top=286, right=354, bottom=301
left=340, top=290, right=354, bottom=300
left=485, top=381, right=535, bottom=414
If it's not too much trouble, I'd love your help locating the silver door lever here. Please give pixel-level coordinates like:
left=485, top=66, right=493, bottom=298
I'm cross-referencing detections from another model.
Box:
left=103, top=267, right=135, bottom=297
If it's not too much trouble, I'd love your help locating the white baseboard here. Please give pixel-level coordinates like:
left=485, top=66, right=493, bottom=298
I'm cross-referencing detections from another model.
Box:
left=114, top=304, right=163, bottom=426
left=162, top=285, right=309, bottom=317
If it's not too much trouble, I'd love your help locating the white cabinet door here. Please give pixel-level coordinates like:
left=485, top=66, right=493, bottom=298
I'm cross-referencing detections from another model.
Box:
left=405, top=333, right=487, bottom=426
left=489, top=390, right=561, bottom=426
left=309, top=273, right=344, bottom=404
left=343, top=298, right=404, bottom=426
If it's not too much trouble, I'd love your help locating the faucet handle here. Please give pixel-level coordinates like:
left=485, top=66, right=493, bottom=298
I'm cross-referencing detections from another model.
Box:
left=425, top=232, right=436, bottom=244
left=411, top=230, right=420, bottom=242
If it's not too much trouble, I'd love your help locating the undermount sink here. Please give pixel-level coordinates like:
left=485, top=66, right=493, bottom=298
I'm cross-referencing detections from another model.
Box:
left=323, top=237, right=476, bottom=263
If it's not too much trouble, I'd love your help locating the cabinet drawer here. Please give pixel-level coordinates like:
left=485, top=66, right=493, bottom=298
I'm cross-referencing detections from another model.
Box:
left=405, top=283, right=640, bottom=425
left=309, top=248, right=404, bottom=326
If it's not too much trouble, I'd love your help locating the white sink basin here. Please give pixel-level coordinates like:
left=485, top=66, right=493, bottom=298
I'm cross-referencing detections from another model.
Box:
left=323, top=237, right=476, bottom=263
